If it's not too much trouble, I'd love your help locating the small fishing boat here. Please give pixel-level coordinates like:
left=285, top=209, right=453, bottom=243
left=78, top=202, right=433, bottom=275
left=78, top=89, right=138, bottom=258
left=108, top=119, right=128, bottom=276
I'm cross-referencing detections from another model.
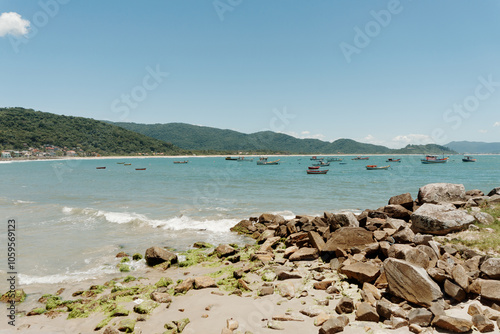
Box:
left=386, top=158, right=401, bottom=163
left=421, top=155, right=448, bottom=164
left=462, top=156, right=476, bottom=162
left=257, top=159, right=280, bottom=165
left=308, top=166, right=320, bottom=170
left=352, top=156, right=369, bottom=160
left=124, top=163, right=132, bottom=166
left=237, top=157, right=254, bottom=162
left=225, top=157, right=238, bottom=161
left=307, top=169, right=328, bottom=174
left=135, top=168, right=146, bottom=170
left=312, top=161, right=330, bottom=166
left=116, top=162, right=125, bottom=164
left=326, top=157, right=343, bottom=162
left=173, top=160, right=188, bottom=164
left=366, top=165, right=390, bottom=170
left=96, top=167, right=106, bottom=169
left=310, top=156, right=324, bottom=160
left=339, top=162, right=347, bottom=165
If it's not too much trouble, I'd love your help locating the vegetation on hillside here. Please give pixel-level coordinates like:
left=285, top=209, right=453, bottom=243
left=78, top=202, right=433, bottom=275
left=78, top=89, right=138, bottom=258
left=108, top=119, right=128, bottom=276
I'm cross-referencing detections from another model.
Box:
left=112, top=122, right=456, bottom=155
left=0, top=108, right=185, bottom=156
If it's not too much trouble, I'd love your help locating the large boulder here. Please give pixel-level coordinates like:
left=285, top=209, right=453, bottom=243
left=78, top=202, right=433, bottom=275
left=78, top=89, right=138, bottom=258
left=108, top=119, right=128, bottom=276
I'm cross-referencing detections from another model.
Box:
left=417, top=183, right=466, bottom=204
left=388, top=193, right=414, bottom=210
left=145, top=246, right=178, bottom=266
left=480, top=258, right=500, bottom=280
left=411, top=203, right=475, bottom=235
left=339, top=262, right=380, bottom=284
left=383, top=258, right=443, bottom=307
left=324, top=227, right=373, bottom=252
left=480, top=279, right=500, bottom=302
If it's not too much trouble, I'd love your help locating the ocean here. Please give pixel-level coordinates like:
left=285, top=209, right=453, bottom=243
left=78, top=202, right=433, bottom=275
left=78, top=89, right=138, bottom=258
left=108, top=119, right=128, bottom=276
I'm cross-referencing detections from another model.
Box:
left=0, top=155, right=499, bottom=290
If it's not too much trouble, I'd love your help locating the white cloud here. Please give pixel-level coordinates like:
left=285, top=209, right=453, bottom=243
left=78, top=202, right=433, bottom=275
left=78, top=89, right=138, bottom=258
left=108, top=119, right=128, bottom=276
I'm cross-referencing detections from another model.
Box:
left=0, top=12, right=30, bottom=37
left=391, top=134, right=435, bottom=146
left=281, top=130, right=326, bottom=141
left=494, top=122, right=500, bottom=127
left=479, top=129, right=488, bottom=133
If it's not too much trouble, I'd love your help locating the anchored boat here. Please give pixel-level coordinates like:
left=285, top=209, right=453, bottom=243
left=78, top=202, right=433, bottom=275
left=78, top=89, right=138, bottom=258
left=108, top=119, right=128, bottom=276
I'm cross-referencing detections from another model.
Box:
left=366, top=165, right=390, bottom=170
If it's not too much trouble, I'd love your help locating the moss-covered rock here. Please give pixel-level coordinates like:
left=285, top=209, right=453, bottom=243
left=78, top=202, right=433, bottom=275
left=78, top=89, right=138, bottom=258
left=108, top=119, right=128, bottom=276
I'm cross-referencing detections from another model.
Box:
left=123, top=276, right=136, bottom=283
left=119, top=264, right=130, bottom=272
left=132, top=253, right=143, bottom=260
left=175, top=318, right=191, bottom=332
left=117, top=318, right=136, bottom=333
left=120, top=257, right=130, bottom=263
left=111, top=306, right=129, bottom=317
left=0, top=289, right=26, bottom=303
left=155, top=277, right=174, bottom=288
left=133, top=300, right=158, bottom=314
left=27, top=307, right=46, bottom=316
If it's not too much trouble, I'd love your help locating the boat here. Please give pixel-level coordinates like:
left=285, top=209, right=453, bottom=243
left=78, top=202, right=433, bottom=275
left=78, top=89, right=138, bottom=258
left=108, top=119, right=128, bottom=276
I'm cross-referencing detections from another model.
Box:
left=312, top=161, right=330, bottom=166
left=135, top=168, right=146, bottom=170
left=124, top=163, right=132, bottom=166
left=462, top=156, right=476, bottom=162
left=386, top=158, right=401, bottom=163
left=173, top=160, right=188, bottom=164
left=257, top=159, right=280, bottom=165
left=310, top=156, right=324, bottom=160
left=339, top=162, right=347, bottom=165
left=96, top=167, right=106, bottom=169
left=326, top=157, right=343, bottom=162
left=225, top=157, right=238, bottom=161
left=307, top=169, right=328, bottom=174
left=308, top=166, right=320, bottom=170
left=352, top=156, right=369, bottom=160
left=116, top=162, right=125, bottom=164
left=237, top=157, right=254, bottom=162
left=366, top=165, right=390, bottom=170
left=421, top=155, right=448, bottom=164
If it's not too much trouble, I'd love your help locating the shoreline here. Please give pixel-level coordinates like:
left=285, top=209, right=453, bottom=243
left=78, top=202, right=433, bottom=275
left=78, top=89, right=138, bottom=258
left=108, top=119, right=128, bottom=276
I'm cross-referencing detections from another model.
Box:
left=2, top=183, right=500, bottom=333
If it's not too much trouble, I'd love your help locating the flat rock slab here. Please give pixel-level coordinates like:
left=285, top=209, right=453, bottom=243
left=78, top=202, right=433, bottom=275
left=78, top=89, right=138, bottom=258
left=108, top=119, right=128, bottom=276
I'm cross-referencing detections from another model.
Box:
left=325, top=227, right=373, bottom=252
left=432, top=315, right=473, bottom=333
left=288, top=247, right=318, bottom=261
left=339, top=262, right=380, bottom=284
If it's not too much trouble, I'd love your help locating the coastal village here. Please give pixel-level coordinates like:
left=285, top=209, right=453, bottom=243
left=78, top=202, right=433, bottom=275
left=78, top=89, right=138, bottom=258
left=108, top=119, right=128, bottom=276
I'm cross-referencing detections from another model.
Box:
left=3, top=183, right=500, bottom=333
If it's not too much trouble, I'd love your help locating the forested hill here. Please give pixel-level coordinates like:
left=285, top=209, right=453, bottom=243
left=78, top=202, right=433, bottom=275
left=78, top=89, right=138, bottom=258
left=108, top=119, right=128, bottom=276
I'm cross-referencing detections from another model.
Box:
left=112, top=121, right=456, bottom=154
left=0, top=108, right=184, bottom=155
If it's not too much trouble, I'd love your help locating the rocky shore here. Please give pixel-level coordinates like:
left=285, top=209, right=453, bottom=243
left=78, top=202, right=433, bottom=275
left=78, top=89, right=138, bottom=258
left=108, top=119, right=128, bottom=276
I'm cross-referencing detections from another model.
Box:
left=3, top=183, right=500, bottom=334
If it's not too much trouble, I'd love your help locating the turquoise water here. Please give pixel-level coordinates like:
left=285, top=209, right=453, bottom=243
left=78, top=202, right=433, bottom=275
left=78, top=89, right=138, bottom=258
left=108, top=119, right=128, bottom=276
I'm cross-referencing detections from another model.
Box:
left=0, top=155, right=499, bottom=288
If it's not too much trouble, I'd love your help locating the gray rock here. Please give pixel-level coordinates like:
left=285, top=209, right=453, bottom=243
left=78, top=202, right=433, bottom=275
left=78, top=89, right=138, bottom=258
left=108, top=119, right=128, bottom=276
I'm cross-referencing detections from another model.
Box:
left=325, top=212, right=359, bottom=230
left=474, top=212, right=496, bottom=225
left=418, top=183, right=466, bottom=204
left=335, top=296, right=354, bottom=314
left=411, top=203, right=475, bottom=235
left=408, top=308, right=433, bottom=327
left=480, top=258, right=500, bottom=279
left=384, top=258, right=443, bottom=307
left=472, top=314, right=495, bottom=333
left=319, top=316, right=349, bottom=334
left=355, top=302, right=379, bottom=322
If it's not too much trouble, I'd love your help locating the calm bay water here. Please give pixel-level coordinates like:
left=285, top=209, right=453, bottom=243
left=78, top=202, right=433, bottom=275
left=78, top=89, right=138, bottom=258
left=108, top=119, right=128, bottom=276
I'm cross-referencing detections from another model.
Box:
left=0, top=155, right=499, bottom=289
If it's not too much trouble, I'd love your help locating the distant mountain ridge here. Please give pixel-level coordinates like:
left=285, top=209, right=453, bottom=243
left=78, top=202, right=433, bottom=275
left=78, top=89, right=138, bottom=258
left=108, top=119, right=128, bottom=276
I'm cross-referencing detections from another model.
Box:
left=111, top=121, right=455, bottom=154
left=445, top=141, right=500, bottom=154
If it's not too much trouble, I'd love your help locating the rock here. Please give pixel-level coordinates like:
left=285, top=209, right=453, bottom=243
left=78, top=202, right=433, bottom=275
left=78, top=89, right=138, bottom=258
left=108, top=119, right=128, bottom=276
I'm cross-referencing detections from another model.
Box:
left=474, top=212, right=496, bottom=225
left=375, top=299, right=407, bottom=320
left=174, top=318, right=190, bottom=332
left=411, top=203, right=475, bottom=235
left=468, top=303, right=483, bottom=316
left=389, top=192, right=414, bottom=210
left=194, top=276, right=217, bottom=289
left=215, top=244, right=236, bottom=258
left=408, top=324, right=424, bottom=334
left=444, top=279, right=466, bottom=302
left=362, top=282, right=382, bottom=300
left=392, top=227, right=415, bottom=243
left=339, top=262, right=380, bottom=284
left=418, top=183, right=466, bottom=204
left=382, top=204, right=413, bottom=221
left=314, top=312, right=330, bottom=326
left=150, top=291, right=172, bottom=303
left=432, top=315, right=473, bottom=333
left=308, top=231, right=327, bottom=253
left=384, top=258, right=443, bottom=307
left=390, top=316, right=409, bottom=329
left=258, top=229, right=275, bottom=243
left=326, top=212, right=359, bottom=229
left=227, top=318, right=239, bottom=330
left=133, top=300, right=157, bottom=314
left=472, top=314, right=495, bottom=333
left=230, top=219, right=254, bottom=234
left=144, top=246, right=178, bottom=266
left=276, top=269, right=302, bottom=280
left=481, top=279, right=500, bottom=302
left=288, top=247, right=319, bottom=261
left=286, top=232, right=309, bottom=246
left=487, top=187, right=500, bottom=197
left=300, top=307, right=322, bottom=317
left=103, top=327, right=120, bottom=334
left=0, top=289, right=26, bottom=303
left=324, top=227, right=373, bottom=252
left=319, top=316, right=349, bottom=334
left=451, top=264, right=469, bottom=290
left=175, top=278, right=194, bottom=294
left=272, top=314, right=304, bottom=322
left=277, top=282, right=295, bottom=299
left=480, top=258, right=500, bottom=279
left=335, top=297, right=354, bottom=314
left=117, top=319, right=136, bottom=333
left=284, top=245, right=299, bottom=258
left=355, top=302, right=379, bottom=322
left=408, top=308, right=433, bottom=327
left=260, top=236, right=280, bottom=252
left=267, top=320, right=284, bottom=330
left=258, top=284, right=274, bottom=296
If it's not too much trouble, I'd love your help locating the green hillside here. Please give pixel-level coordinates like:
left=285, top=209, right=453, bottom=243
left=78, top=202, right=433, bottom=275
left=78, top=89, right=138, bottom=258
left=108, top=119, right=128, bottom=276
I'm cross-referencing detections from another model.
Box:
left=112, top=121, right=456, bottom=155
left=0, top=108, right=185, bottom=156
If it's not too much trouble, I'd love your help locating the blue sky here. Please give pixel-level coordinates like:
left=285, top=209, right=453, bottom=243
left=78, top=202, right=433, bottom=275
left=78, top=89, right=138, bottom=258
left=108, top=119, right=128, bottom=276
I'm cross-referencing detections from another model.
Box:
left=1, top=0, right=499, bottom=148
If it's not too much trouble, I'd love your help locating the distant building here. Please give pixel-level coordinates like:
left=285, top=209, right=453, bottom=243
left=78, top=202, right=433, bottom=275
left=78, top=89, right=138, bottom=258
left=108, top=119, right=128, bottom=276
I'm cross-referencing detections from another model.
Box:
left=66, top=150, right=77, bottom=157
left=1, top=151, right=12, bottom=158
